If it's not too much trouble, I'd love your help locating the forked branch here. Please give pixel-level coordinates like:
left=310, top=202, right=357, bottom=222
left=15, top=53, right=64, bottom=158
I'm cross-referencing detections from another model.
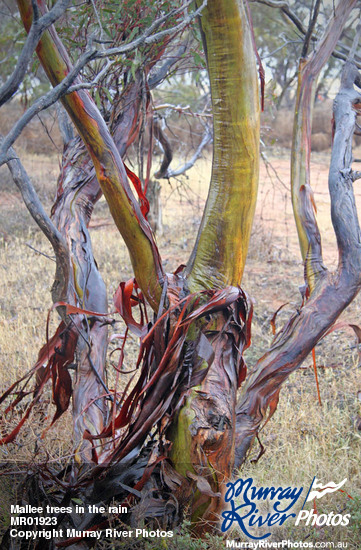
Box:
left=291, top=0, right=356, bottom=293
left=235, top=59, right=361, bottom=468
left=16, top=0, right=164, bottom=311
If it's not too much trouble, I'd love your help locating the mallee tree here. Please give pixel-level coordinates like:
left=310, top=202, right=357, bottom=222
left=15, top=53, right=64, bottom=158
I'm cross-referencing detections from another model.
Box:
left=1, top=0, right=361, bottom=541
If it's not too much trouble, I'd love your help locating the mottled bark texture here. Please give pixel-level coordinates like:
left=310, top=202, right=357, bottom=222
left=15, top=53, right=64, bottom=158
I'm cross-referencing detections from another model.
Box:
left=51, top=135, right=108, bottom=457
left=167, top=285, right=251, bottom=531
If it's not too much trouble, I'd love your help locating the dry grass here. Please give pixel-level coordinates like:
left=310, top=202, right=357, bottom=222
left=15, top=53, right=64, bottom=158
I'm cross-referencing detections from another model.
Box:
left=1, top=149, right=361, bottom=546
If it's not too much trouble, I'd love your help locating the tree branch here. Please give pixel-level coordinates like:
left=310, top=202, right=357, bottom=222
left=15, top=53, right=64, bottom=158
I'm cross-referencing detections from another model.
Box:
left=148, top=43, right=188, bottom=90
left=301, top=0, right=322, bottom=59
left=0, top=0, right=70, bottom=107
left=3, top=138, right=69, bottom=306
left=250, top=0, right=306, bottom=35
left=235, top=59, right=361, bottom=469
left=155, top=125, right=212, bottom=179
left=291, top=0, right=356, bottom=293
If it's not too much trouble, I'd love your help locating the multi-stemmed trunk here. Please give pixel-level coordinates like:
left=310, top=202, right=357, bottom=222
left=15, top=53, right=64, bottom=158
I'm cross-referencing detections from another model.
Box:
left=3, top=0, right=361, bottom=537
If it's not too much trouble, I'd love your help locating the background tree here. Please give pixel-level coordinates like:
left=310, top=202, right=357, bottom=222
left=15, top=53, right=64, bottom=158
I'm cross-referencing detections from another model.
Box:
left=250, top=0, right=361, bottom=108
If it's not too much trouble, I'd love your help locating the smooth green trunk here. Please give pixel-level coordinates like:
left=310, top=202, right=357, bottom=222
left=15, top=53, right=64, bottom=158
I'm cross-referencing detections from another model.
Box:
left=186, top=0, right=260, bottom=292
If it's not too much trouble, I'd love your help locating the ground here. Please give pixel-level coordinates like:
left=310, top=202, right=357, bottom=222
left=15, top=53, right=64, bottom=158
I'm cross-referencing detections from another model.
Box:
left=0, top=144, right=361, bottom=547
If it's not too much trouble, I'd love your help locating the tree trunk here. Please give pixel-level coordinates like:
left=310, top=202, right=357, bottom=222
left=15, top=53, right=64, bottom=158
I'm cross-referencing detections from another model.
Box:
left=146, top=179, right=163, bottom=235
left=166, top=0, right=260, bottom=528
left=51, top=135, right=108, bottom=459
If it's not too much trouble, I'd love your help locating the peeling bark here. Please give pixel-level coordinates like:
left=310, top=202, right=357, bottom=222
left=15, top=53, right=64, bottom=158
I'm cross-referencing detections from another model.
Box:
left=51, top=136, right=108, bottom=457
left=169, top=301, right=250, bottom=531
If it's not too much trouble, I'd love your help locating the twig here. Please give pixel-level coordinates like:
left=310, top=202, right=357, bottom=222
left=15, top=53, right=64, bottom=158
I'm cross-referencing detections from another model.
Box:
left=25, top=242, right=56, bottom=262
left=153, top=103, right=212, bottom=118
left=68, top=58, right=116, bottom=92
left=301, top=0, right=322, bottom=59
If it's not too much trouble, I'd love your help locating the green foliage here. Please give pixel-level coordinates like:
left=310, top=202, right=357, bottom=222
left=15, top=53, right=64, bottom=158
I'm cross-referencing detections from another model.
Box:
left=1, top=0, right=200, bottom=109
left=0, top=4, right=25, bottom=85
left=59, top=0, right=190, bottom=107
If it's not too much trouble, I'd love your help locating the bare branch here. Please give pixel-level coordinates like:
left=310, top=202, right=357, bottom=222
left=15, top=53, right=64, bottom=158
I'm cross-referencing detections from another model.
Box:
left=301, top=0, right=322, bottom=59
left=347, top=21, right=361, bottom=61
left=2, top=137, right=69, bottom=305
left=148, top=43, right=188, bottom=89
left=0, top=47, right=97, bottom=165
left=68, top=58, right=117, bottom=92
left=249, top=0, right=306, bottom=35
left=0, top=0, right=70, bottom=107
left=156, top=126, right=212, bottom=179
left=330, top=62, right=361, bottom=262
left=153, top=103, right=212, bottom=118
left=25, top=242, right=56, bottom=262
